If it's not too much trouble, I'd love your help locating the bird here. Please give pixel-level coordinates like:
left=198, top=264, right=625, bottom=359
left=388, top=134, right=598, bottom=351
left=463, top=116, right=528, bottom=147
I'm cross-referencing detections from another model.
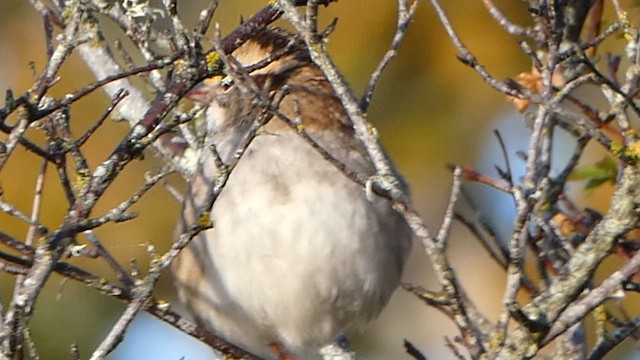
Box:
left=172, top=27, right=413, bottom=360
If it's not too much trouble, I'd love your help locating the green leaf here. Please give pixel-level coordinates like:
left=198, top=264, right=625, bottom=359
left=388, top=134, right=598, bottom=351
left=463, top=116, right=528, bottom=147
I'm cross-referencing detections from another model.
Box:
left=569, top=156, right=618, bottom=190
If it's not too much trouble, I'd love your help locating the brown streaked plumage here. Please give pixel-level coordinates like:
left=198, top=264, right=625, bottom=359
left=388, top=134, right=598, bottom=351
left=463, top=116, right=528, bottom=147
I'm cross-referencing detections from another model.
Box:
left=172, top=28, right=412, bottom=359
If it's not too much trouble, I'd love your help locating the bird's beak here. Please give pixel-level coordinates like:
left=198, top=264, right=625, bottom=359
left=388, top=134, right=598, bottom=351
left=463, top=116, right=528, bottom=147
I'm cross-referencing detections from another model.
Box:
left=187, top=83, right=211, bottom=103
left=186, top=77, right=220, bottom=103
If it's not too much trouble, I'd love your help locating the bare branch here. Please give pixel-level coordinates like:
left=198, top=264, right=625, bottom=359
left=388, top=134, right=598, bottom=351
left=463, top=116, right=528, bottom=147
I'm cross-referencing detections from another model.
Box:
left=429, top=0, right=530, bottom=99
left=360, top=0, right=418, bottom=112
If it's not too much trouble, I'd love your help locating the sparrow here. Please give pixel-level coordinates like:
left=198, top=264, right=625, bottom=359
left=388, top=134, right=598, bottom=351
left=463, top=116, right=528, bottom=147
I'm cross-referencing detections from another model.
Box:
left=172, top=27, right=412, bottom=359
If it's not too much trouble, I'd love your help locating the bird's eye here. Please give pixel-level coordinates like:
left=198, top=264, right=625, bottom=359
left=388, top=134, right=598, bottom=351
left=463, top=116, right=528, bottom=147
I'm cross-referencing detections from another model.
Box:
left=220, top=77, right=234, bottom=91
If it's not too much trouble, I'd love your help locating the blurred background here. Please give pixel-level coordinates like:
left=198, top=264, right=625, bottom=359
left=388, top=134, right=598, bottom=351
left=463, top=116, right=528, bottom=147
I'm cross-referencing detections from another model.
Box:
left=0, top=1, right=636, bottom=359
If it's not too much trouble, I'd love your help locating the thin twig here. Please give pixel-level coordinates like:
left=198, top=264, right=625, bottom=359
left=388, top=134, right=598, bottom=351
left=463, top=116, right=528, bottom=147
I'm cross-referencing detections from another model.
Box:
left=90, top=222, right=212, bottom=359
left=13, top=158, right=47, bottom=294
left=429, top=0, right=529, bottom=99
left=436, top=167, right=462, bottom=245
left=360, top=0, right=418, bottom=111
left=195, top=0, right=219, bottom=37
left=278, top=0, right=482, bottom=354
left=0, top=116, right=29, bottom=172
left=543, top=249, right=640, bottom=344
left=74, top=89, right=128, bottom=149
left=83, top=231, right=135, bottom=289
left=587, top=315, right=640, bottom=360
left=482, top=0, right=533, bottom=37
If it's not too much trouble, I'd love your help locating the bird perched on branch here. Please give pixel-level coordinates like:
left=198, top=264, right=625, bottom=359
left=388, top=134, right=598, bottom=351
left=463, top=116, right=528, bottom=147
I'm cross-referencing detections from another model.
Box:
left=172, top=27, right=412, bottom=360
